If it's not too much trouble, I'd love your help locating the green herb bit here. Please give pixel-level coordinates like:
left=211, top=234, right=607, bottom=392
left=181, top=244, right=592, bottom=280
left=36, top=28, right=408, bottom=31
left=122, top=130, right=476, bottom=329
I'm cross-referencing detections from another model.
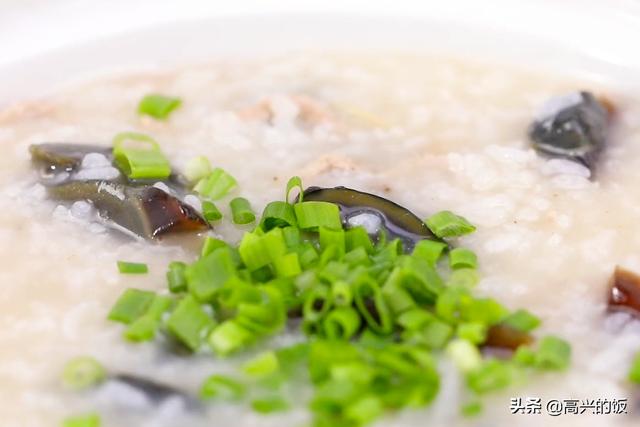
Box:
left=124, top=295, right=173, bottom=342
left=412, top=239, right=447, bottom=266
left=260, top=201, right=297, bottom=230
left=242, top=351, right=280, bottom=377
left=61, top=357, right=106, bottom=390
left=461, top=401, right=483, bottom=417
left=446, top=339, right=482, bottom=373
left=425, top=210, right=476, bottom=238
left=534, top=336, right=571, bottom=371
left=502, top=309, right=541, bottom=332
left=166, top=261, right=187, bottom=293
left=200, top=374, right=246, bottom=401
left=230, top=197, right=256, bottom=225
left=112, top=132, right=171, bottom=179
left=107, top=288, right=155, bottom=324
left=251, top=396, right=290, bottom=413
left=202, top=201, right=223, bottom=222
left=629, top=352, right=640, bottom=384
left=166, top=295, right=217, bottom=351
left=117, top=260, right=148, bottom=274
left=294, top=201, right=342, bottom=231
left=285, top=176, right=304, bottom=203
left=449, top=248, right=478, bottom=269
left=62, top=412, right=101, bottom=427
left=138, top=94, right=181, bottom=120
left=194, top=167, right=237, bottom=200
left=208, top=320, right=254, bottom=356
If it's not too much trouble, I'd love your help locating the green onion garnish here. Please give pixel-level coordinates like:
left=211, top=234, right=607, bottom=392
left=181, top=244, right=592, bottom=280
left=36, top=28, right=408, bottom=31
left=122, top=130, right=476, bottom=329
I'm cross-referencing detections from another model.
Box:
left=61, top=357, right=106, bottom=390
left=166, top=295, right=217, bottom=351
left=138, top=94, right=182, bottom=120
left=112, top=132, right=171, bottom=179
left=448, top=248, right=478, bottom=269
left=230, top=197, right=256, bottom=225
left=286, top=175, right=304, bottom=203
left=107, top=288, right=155, bottom=324
left=116, top=260, right=148, bottom=274
left=202, top=201, right=223, bottom=222
left=102, top=176, right=572, bottom=426
left=62, top=413, right=101, bottom=427
left=200, top=374, right=246, bottom=401
left=629, top=352, right=640, bottom=384
left=184, top=155, right=212, bottom=183
left=194, top=167, right=237, bottom=200
left=425, top=210, right=476, bottom=238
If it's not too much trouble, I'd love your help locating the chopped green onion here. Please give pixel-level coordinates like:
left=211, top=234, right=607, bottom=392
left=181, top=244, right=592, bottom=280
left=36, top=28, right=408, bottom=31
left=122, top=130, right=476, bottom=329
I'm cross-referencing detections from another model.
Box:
left=208, top=320, right=254, bottom=356
left=238, top=228, right=287, bottom=271
left=319, top=226, right=346, bottom=255
left=112, top=132, right=171, bottom=179
left=202, top=201, right=223, bottom=222
left=303, top=284, right=333, bottom=323
left=61, top=357, right=106, bottom=390
left=447, top=268, right=479, bottom=288
left=124, top=295, right=173, bottom=342
left=353, top=275, right=392, bottom=334
left=200, top=374, right=246, bottom=401
left=273, top=253, right=302, bottom=278
left=138, top=94, right=181, bottom=120
left=420, top=319, right=454, bottom=349
left=425, top=210, right=476, bottom=238
left=184, top=155, right=212, bottom=183
left=186, top=248, right=236, bottom=301
left=260, top=201, right=297, bottom=230
left=251, top=396, right=290, bottom=413
left=294, top=201, right=342, bottom=230
left=166, top=295, right=217, bottom=351
left=200, top=237, right=228, bottom=257
left=331, top=280, right=353, bottom=307
left=242, top=351, right=279, bottom=377
left=412, top=239, right=448, bottom=266
left=166, top=261, right=187, bottom=293
left=230, top=197, right=256, bottom=225
left=62, top=413, right=101, bottom=427
left=344, top=395, right=384, bottom=425
left=107, top=288, right=155, bottom=324
left=286, top=176, right=304, bottom=203
left=461, top=401, right=483, bottom=417
left=502, top=309, right=541, bottom=332
left=446, top=339, right=482, bottom=373
left=466, top=359, right=517, bottom=394
left=194, top=167, right=237, bottom=200
left=456, top=322, right=487, bottom=344
left=116, top=261, right=148, bottom=274
left=513, top=346, right=536, bottom=366
left=323, top=307, right=361, bottom=340
left=534, top=336, right=571, bottom=371
left=449, top=248, right=478, bottom=269
left=345, top=226, right=374, bottom=254
left=629, top=352, right=640, bottom=384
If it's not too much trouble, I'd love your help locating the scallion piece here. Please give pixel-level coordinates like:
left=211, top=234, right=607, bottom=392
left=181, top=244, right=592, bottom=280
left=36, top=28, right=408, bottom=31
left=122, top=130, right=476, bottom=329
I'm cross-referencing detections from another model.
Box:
left=202, top=201, right=223, bottom=222
left=466, top=359, right=517, bottom=394
left=323, top=307, right=361, bottom=340
left=242, top=351, right=280, bottom=377
left=449, top=248, right=478, bottom=269
left=124, top=295, right=172, bottom=342
left=461, top=401, right=483, bottom=417
left=138, top=94, right=181, bottom=120
left=230, top=197, right=256, bottom=225
left=184, top=155, right=212, bottom=183
left=251, top=396, right=290, bottom=413
left=534, top=336, right=571, bottom=371
left=286, top=176, right=304, bottom=203
left=61, top=357, right=106, bottom=391
left=238, top=228, right=286, bottom=271
left=186, top=248, right=236, bottom=301
left=200, top=374, right=246, bottom=401
left=260, top=201, right=297, bottom=230
left=107, top=288, right=155, bottom=324
left=273, top=252, right=302, bottom=278
left=294, top=201, right=342, bottom=231
left=319, top=226, right=346, bottom=255
left=200, top=237, right=228, bottom=257
left=629, top=352, right=640, bottom=384
left=166, top=261, right=187, bottom=293
left=166, top=295, right=217, bottom=351
left=353, top=276, right=392, bottom=334
left=502, top=309, right=541, bottom=332
left=425, top=210, right=476, bottom=238
left=112, top=132, right=171, bottom=179
left=456, top=322, right=487, bottom=344
left=194, top=167, right=237, bottom=200
left=345, top=226, right=374, bottom=254
left=412, top=239, right=448, bottom=266
left=117, top=260, right=148, bottom=274
left=208, top=320, right=254, bottom=356
left=62, top=413, right=101, bottom=427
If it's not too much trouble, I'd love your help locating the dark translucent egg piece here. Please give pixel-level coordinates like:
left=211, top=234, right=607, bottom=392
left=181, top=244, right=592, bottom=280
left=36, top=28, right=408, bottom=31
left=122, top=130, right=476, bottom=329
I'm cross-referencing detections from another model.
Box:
left=528, top=91, right=609, bottom=173
left=302, top=186, right=439, bottom=251
left=608, top=266, right=640, bottom=316
left=483, top=324, right=533, bottom=351
left=29, top=143, right=112, bottom=173
left=47, top=180, right=209, bottom=239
